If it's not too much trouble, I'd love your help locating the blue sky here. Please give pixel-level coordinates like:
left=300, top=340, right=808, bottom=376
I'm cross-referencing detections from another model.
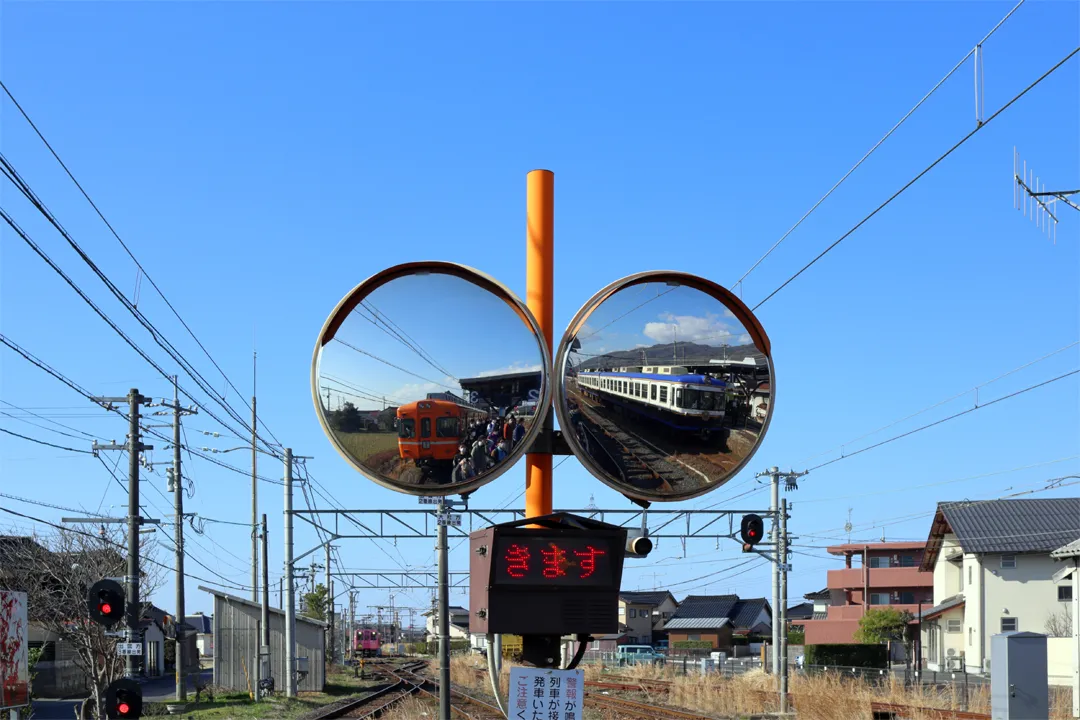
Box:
left=1, top=2, right=1077, bottom=621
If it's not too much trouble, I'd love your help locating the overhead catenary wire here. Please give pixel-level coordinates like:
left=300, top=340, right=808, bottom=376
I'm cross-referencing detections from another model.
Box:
left=0, top=79, right=285, bottom=451
left=732, top=0, right=1027, bottom=291
left=753, top=45, right=1080, bottom=311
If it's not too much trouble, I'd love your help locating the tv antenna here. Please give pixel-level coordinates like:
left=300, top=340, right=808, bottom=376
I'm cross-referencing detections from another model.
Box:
left=1014, top=147, right=1078, bottom=244
left=844, top=508, right=853, bottom=544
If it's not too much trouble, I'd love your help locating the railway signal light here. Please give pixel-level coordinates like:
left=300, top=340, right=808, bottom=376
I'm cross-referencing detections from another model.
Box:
left=87, top=579, right=125, bottom=627
left=740, top=514, right=764, bottom=551
left=105, top=678, right=142, bottom=718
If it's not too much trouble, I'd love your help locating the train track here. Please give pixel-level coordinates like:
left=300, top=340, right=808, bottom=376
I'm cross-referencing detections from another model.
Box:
left=585, top=691, right=715, bottom=719
left=574, top=391, right=697, bottom=491
left=869, top=701, right=989, bottom=720
left=393, top=664, right=505, bottom=720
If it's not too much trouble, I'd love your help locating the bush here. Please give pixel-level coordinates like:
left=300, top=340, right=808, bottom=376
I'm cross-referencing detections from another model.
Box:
left=671, top=641, right=713, bottom=650
left=788, top=629, right=806, bottom=645
left=804, top=643, right=887, bottom=668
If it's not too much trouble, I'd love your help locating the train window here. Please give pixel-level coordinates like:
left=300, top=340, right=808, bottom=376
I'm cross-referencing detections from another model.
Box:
left=651, top=384, right=657, bottom=401
left=659, top=386, right=668, bottom=403
left=421, top=417, right=431, bottom=437
left=436, top=417, right=459, bottom=437
left=701, top=392, right=715, bottom=411
left=675, top=388, right=683, bottom=407
left=398, top=419, right=416, bottom=438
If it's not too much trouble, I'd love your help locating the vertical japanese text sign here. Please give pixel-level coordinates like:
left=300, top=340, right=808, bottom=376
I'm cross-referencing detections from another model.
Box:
left=510, top=667, right=584, bottom=720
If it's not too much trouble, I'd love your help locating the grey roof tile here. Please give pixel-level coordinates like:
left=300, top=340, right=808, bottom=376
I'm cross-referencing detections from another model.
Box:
left=940, top=498, right=1080, bottom=554
left=1051, top=537, right=1080, bottom=558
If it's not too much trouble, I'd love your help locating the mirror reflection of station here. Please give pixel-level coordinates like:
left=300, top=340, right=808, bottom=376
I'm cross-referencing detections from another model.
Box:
left=458, top=370, right=543, bottom=418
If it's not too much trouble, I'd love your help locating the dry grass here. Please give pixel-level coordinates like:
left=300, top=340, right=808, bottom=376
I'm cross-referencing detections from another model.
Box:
left=453, top=656, right=1074, bottom=720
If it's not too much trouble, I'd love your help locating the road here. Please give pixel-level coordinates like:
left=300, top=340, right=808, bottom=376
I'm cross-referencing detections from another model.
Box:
left=31, top=669, right=213, bottom=718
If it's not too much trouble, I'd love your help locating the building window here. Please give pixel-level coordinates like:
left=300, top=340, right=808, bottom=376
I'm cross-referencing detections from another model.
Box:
left=968, top=627, right=973, bottom=646
left=618, top=607, right=625, bottom=616
left=869, top=556, right=887, bottom=569
left=687, top=634, right=700, bottom=642
left=1000, top=555, right=1016, bottom=569
left=1059, top=585, right=1073, bottom=602
left=869, top=593, right=890, bottom=605
left=628, top=609, right=636, bottom=618
left=1000, top=617, right=1017, bottom=632
left=968, top=566, right=972, bottom=586
left=898, top=592, right=915, bottom=604
left=946, top=619, right=962, bottom=633
left=900, top=555, right=916, bottom=567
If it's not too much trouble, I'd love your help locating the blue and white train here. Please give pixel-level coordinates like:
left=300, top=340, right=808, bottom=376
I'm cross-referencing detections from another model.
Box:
left=575, top=365, right=730, bottom=434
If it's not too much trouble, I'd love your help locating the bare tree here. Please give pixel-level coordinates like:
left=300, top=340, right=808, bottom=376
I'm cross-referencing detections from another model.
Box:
left=1045, top=606, right=1073, bottom=638
left=0, top=526, right=162, bottom=718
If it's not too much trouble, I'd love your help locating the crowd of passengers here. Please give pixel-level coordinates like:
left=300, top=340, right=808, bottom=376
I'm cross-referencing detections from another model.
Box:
left=451, top=415, right=527, bottom=483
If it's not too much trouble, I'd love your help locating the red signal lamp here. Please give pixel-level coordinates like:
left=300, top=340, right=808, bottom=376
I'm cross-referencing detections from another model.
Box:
left=100, top=603, right=112, bottom=615
left=117, top=702, right=131, bottom=715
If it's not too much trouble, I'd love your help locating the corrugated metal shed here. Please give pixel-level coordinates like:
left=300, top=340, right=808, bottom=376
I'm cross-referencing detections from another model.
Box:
left=199, top=586, right=325, bottom=693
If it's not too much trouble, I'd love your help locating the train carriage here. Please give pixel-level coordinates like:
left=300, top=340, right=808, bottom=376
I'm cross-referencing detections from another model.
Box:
left=396, top=399, right=486, bottom=466
left=354, top=628, right=381, bottom=658
left=576, top=366, right=730, bottom=435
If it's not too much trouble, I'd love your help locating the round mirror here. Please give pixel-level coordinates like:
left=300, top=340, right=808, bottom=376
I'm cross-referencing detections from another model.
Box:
left=554, top=272, right=773, bottom=502
left=312, top=262, right=552, bottom=497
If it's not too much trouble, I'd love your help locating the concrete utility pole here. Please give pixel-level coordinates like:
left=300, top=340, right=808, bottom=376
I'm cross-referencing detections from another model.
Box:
left=284, top=448, right=296, bottom=697
left=251, top=392, right=258, bottom=604
left=779, top=497, right=789, bottom=714
left=768, top=467, right=780, bottom=676
left=437, top=498, right=450, bottom=720
left=325, top=542, right=334, bottom=666
left=166, top=378, right=196, bottom=701
left=261, top=514, right=270, bottom=686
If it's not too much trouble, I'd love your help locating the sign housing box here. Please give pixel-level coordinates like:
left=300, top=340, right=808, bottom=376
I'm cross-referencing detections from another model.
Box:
left=470, top=512, right=626, bottom=636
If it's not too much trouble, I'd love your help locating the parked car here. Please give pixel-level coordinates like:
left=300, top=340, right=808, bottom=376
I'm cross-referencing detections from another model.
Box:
left=616, top=645, right=662, bottom=666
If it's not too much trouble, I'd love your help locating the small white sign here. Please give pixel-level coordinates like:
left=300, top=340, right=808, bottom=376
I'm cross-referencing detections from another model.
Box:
left=779, top=563, right=793, bottom=572
left=437, top=513, right=462, bottom=527
left=510, top=667, right=584, bottom=720
left=418, top=497, right=441, bottom=505
left=116, top=642, right=143, bottom=656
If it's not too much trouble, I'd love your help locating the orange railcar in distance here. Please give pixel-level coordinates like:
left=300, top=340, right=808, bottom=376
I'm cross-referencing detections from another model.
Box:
left=397, top=399, right=485, bottom=465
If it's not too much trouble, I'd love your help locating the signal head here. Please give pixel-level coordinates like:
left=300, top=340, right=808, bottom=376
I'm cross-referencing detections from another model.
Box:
left=105, top=678, right=142, bottom=719
left=87, top=579, right=125, bottom=627
left=740, top=514, right=765, bottom=549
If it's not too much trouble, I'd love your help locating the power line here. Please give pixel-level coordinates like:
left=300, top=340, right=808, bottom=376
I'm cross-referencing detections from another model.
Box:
left=0, top=426, right=93, bottom=454
left=753, top=45, right=1080, bottom=311
left=0, top=399, right=98, bottom=439
left=0, top=79, right=283, bottom=451
left=733, top=0, right=1026, bottom=291
left=333, top=338, right=457, bottom=391
left=808, top=369, right=1078, bottom=471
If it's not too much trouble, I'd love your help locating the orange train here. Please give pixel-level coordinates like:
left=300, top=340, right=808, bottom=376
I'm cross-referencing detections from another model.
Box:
left=397, top=399, right=486, bottom=466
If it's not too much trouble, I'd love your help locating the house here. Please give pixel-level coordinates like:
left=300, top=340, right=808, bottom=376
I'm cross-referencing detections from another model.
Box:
left=800, top=541, right=933, bottom=644
left=786, top=602, right=814, bottom=628
left=1049, top=537, right=1080, bottom=717
left=422, top=606, right=469, bottom=641
left=185, top=612, right=214, bottom=658
left=916, top=498, right=1080, bottom=679
left=200, top=586, right=326, bottom=693
left=618, top=591, right=678, bottom=646
left=660, top=595, right=771, bottom=651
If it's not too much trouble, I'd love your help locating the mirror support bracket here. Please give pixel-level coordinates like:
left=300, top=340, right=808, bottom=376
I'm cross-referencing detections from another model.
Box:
left=527, top=428, right=572, bottom=456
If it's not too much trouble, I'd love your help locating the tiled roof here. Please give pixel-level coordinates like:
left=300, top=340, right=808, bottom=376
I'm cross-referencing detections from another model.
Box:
left=671, top=595, right=770, bottom=631
left=786, top=602, right=814, bottom=620
left=914, top=595, right=965, bottom=622
left=619, top=591, right=674, bottom=607
left=923, top=498, right=1080, bottom=568
left=663, top=617, right=731, bottom=630
left=804, top=588, right=830, bottom=600
left=184, top=615, right=213, bottom=634
left=811, top=611, right=828, bottom=621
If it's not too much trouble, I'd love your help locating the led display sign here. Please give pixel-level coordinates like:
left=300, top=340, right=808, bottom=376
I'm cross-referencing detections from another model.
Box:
left=492, top=536, right=615, bottom=586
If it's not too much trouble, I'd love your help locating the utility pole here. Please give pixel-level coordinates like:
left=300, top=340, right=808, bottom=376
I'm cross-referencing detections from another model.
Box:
left=164, top=378, right=196, bottom=701
left=251, top=391, right=258, bottom=604
left=348, top=591, right=356, bottom=662
left=779, top=497, right=789, bottom=714
left=437, top=497, right=450, bottom=720
left=261, top=513, right=270, bottom=688
left=325, top=542, right=334, bottom=666
left=283, top=448, right=296, bottom=698
left=764, top=466, right=781, bottom=676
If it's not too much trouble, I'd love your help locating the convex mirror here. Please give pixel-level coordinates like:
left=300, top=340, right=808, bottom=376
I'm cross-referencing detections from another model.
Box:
left=313, top=262, right=552, bottom=496
left=554, top=271, right=773, bottom=502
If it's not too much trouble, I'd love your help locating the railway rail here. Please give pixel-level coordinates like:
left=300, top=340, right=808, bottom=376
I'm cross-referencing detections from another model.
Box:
left=584, top=691, right=715, bottom=719
left=869, top=701, right=990, bottom=720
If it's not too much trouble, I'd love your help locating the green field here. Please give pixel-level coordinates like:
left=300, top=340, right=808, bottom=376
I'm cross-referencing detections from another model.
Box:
left=333, top=431, right=398, bottom=461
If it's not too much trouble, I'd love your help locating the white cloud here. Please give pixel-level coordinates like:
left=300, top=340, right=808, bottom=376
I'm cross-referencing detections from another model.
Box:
left=473, top=362, right=543, bottom=378
left=738, top=333, right=751, bottom=344
left=642, top=312, right=740, bottom=345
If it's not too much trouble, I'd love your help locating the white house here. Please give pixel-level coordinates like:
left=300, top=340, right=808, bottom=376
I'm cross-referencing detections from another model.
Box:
left=917, top=498, right=1079, bottom=682
left=423, top=605, right=470, bottom=642
left=1050, top=536, right=1080, bottom=718
left=618, top=591, right=678, bottom=646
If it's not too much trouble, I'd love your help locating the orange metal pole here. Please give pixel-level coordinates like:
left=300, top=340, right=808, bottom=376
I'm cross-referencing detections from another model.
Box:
left=525, top=169, right=554, bottom=519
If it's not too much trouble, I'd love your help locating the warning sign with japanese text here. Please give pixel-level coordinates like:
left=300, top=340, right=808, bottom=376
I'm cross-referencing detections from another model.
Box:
left=509, top=667, right=584, bottom=720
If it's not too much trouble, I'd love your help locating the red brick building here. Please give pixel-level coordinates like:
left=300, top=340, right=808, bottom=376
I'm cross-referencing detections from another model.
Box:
left=801, top=541, right=933, bottom=644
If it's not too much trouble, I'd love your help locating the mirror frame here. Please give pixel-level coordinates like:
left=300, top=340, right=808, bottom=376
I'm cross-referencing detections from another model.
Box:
left=553, top=270, right=774, bottom=503
left=311, top=260, right=553, bottom=497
